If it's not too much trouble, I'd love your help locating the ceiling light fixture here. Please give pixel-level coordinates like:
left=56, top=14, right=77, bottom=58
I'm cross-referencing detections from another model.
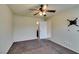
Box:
left=39, top=12, right=43, bottom=16
left=30, top=4, right=56, bottom=16
left=39, top=11, right=46, bottom=16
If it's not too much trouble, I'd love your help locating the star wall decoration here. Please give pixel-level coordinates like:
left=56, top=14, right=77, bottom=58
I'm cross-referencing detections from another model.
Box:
left=67, top=18, right=79, bottom=27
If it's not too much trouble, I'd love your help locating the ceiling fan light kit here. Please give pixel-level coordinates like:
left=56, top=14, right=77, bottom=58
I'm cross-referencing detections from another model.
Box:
left=39, top=12, right=43, bottom=16
left=39, top=11, right=46, bottom=16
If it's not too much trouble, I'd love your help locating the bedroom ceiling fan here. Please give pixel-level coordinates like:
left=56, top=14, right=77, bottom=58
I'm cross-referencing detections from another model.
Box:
left=29, top=4, right=56, bottom=16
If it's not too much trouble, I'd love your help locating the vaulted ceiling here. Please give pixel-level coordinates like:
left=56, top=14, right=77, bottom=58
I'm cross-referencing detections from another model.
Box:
left=7, top=4, right=78, bottom=18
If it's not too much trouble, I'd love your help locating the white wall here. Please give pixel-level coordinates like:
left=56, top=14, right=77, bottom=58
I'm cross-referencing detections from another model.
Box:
left=47, top=19, right=52, bottom=38
left=13, top=15, right=38, bottom=42
left=13, top=15, right=49, bottom=42
left=0, top=5, right=13, bottom=53
left=49, top=5, right=79, bottom=53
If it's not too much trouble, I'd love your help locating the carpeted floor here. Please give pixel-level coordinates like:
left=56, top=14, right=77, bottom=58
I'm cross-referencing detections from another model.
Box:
left=7, top=39, right=77, bottom=54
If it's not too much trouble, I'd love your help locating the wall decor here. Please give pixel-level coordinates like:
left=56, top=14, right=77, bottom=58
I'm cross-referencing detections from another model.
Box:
left=67, top=18, right=79, bottom=31
left=67, top=18, right=79, bottom=27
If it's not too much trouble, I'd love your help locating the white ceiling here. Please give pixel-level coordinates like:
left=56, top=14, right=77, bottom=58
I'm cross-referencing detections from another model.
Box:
left=7, top=4, right=78, bottom=17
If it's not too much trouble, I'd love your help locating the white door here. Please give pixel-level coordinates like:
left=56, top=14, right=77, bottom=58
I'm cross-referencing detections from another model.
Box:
left=39, top=21, right=48, bottom=39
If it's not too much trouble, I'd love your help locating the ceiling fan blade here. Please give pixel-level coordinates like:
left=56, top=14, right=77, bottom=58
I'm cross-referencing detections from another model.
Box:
left=29, top=9, right=35, bottom=10
left=47, top=10, right=56, bottom=13
left=29, top=9, right=39, bottom=11
left=34, top=12, right=39, bottom=15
